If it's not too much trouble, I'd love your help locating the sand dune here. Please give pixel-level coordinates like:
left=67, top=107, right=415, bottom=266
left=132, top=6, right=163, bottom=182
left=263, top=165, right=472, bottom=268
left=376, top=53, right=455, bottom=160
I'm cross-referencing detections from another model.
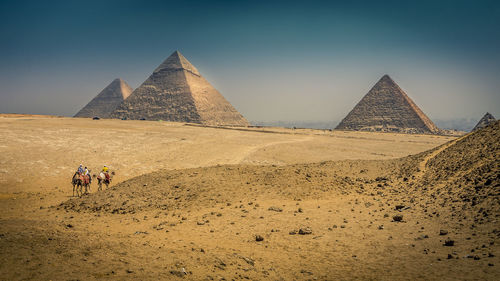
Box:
left=0, top=115, right=497, bottom=280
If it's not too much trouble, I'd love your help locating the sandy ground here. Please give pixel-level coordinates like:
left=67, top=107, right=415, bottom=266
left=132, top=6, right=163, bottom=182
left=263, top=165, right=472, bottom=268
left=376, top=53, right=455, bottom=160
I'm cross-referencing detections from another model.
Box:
left=0, top=115, right=453, bottom=193
left=1, top=115, right=498, bottom=280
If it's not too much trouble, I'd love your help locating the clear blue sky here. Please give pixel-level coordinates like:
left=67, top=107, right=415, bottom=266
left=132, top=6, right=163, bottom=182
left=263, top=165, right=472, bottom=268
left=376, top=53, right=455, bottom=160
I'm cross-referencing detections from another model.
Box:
left=0, top=0, right=499, bottom=124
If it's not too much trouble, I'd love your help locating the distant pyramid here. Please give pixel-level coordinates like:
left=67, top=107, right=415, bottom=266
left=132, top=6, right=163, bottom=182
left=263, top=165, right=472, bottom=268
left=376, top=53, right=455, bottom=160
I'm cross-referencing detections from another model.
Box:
left=335, top=75, right=440, bottom=134
left=110, top=51, right=249, bottom=126
left=75, top=78, right=133, bottom=118
left=472, top=112, right=496, bottom=131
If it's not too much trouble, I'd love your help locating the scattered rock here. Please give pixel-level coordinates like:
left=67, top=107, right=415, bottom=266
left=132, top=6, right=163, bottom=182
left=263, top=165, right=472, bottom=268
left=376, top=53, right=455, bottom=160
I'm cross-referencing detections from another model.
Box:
left=444, top=239, right=455, bottom=246
left=298, top=228, right=312, bottom=235
left=170, top=270, right=185, bottom=277
left=392, top=215, right=403, bottom=222
left=268, top=206, right=283, bottom=212
left=255, top=235, right=264, bottom=242
left=240, top=256, right=255, bottom=266
left=439, top=229, right=448, bottom=236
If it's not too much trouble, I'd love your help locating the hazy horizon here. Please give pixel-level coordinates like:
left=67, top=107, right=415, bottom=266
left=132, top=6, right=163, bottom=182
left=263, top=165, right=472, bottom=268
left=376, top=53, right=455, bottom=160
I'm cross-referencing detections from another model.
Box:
left=0, top=0, right=499, bottom=126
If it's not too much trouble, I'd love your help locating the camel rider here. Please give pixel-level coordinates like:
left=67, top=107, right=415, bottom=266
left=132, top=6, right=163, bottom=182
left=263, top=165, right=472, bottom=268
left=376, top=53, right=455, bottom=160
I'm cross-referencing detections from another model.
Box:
left=77, top=164, right=84, bottom=174
left=84, top=167, right=91, bottom=184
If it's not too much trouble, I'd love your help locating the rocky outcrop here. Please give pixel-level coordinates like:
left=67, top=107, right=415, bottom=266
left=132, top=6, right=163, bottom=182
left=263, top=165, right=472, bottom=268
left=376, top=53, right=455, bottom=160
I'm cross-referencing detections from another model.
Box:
left=74, top=78, right=133, bottom=118
left=336, top=75, right=439, bottom=134
left=110, top=51, right=249, bottom=126
left=472, top=112, right=496, bottom=131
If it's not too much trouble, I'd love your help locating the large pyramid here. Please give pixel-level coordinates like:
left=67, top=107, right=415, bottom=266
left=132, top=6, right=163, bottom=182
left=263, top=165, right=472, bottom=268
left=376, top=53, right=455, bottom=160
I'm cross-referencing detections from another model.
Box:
left=472, top=112, right=496, bottom=131
left=74, top=78, right=133, bottom=118
left=110, top=51, right=249, bottom=126
left=335, top=75, right=440, bottom=134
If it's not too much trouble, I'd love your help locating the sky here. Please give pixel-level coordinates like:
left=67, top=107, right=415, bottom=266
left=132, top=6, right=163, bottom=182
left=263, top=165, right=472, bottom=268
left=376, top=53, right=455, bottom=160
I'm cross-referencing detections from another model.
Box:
left=0, top=0, right=499, bottom=127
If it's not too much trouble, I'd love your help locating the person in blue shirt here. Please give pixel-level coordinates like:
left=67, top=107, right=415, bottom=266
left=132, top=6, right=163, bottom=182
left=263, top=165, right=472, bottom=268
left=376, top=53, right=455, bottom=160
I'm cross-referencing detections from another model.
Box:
left=77, top=164, right=84, bottom=174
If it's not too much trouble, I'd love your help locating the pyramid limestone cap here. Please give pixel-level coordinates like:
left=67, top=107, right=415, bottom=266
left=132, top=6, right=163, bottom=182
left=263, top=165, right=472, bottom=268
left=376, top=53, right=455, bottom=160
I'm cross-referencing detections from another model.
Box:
left=74, top=78, right=133, bottom=118
left=153, top=50, right=200, bottom=76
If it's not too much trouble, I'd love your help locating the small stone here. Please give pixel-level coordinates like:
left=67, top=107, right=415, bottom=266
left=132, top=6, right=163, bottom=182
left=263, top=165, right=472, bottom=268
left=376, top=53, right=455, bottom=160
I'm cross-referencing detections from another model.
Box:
left=255, top=235, right=264, bottom=242
left=392, top=215, right=403, bottom=222
left=444, top=239, right=455, bottom=246
left=299, top=228, right=312, bottom=235
left=268, top=206, right=283, bottom=212
left=170, top=270, right=184, bottom=277
left=439, top=230, right=448, bottom=236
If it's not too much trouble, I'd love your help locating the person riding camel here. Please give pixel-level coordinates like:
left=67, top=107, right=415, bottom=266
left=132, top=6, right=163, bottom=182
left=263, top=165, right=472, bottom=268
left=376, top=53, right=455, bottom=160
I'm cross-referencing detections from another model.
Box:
left=84, top=167, right=91, bottom=184
left=97, top=166, right=110, bottom=191
left=77, top=164, right=84, bottom=175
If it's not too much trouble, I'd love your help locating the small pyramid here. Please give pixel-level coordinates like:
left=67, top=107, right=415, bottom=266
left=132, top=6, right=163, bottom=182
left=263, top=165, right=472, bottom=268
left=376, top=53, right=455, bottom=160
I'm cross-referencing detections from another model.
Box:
left=110, top=51, right=249, bottom=126
left=472, top=112, right=496, bottom=131
left=75, top=78, right=133, bottom=118
left=336, top=75, right=439, bottom=134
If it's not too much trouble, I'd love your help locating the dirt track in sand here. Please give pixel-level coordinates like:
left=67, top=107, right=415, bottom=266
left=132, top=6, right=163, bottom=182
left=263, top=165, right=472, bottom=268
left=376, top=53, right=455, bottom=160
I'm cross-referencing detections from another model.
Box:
left=1, top=115, right=498, bottom=280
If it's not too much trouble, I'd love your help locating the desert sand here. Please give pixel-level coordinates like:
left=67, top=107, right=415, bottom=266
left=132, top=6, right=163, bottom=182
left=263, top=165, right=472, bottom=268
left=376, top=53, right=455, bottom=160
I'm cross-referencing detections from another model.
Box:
left=0, top=115, right=498, bottom=280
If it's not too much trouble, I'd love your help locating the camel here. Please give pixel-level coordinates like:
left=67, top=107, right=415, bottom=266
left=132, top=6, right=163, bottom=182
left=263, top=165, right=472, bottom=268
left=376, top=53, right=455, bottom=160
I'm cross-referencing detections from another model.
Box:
left=71, top=172, right=83, bottom=197
left=82, top=174, right=91, bottom=195
left=97, top=171, right=113, bottom=191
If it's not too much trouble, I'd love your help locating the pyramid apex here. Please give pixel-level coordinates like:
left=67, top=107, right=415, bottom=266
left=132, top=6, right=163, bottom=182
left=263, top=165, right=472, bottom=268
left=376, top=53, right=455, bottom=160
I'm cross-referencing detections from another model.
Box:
left=379, top=74, right=395, bottom=83
left=154, top=50, right=200, bottom=75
